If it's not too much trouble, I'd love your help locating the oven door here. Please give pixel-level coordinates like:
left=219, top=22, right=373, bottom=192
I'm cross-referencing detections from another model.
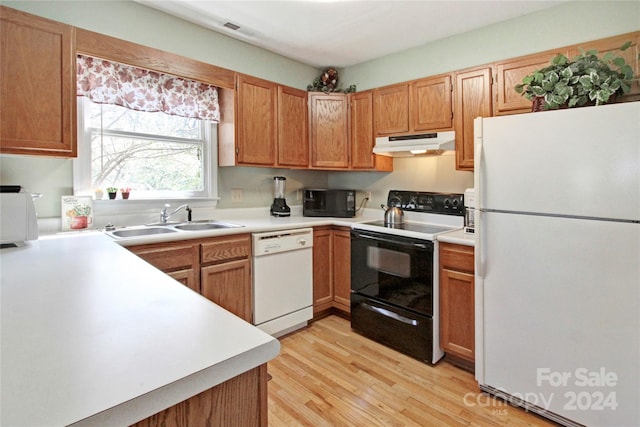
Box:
left=350, top=229, right=434, bottom=317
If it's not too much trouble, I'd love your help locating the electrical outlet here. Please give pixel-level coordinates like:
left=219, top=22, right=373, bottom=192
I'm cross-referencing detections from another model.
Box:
left=231, top=188, right=243, bottom=203
left=296, top=189, right=302, bottom=201
left=365, top=191, right=372, bottom=200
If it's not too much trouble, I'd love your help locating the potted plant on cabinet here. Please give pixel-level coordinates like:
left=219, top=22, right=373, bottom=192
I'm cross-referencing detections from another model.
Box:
left=514, top=42, right=636, bottom=111
left=106, top=187, right=118, bottom=199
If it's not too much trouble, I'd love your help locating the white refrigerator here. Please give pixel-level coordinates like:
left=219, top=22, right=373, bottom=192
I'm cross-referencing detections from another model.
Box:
left=474, top=102, right=639, bottom=427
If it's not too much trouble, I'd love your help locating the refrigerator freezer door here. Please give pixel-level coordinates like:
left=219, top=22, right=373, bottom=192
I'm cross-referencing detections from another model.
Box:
left=478, top=102, right=640, bottom=222
left=479, top=211, right=639, bottom=427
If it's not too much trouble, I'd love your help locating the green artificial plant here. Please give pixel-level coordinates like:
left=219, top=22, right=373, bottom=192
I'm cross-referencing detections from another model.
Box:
left=515, top=42, right=636, bottom=110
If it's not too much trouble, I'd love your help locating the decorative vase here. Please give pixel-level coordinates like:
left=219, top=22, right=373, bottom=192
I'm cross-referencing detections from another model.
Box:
left=121, top=192, right=130, bottom=200
left=108, top=192, right=117, bottom=200
left=531, top=96, right=546, bottom=112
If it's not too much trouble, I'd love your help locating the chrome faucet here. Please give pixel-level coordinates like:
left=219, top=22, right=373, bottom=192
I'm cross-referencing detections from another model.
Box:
left=160, top=203, right=192, bottom=223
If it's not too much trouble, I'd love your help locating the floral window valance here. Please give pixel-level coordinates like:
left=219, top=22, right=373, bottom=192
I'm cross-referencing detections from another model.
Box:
left=76, top=55, right=220, bottom=122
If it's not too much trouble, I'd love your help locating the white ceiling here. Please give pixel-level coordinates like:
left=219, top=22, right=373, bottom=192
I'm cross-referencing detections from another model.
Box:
left=136, top=0, right=566, bottom=68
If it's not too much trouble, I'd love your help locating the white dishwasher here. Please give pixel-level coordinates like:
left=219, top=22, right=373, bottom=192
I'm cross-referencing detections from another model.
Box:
left=252, top=228, right=313, bottom=337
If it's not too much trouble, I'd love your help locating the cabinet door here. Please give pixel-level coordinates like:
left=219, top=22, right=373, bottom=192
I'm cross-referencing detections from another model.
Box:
left=0, top=6, right=76, bottom=157
left=494, top=50, right=567, bottom=116
left=277, top=85, right=308, bottom=167
left=309, top=93, right=349, bottom=169
left=350, top=91, right=375, bottom=169
left=373, top=83, right=409, bottom=135
left=440, top=268, right=475, bottom=362
left=410, top=75, right=453, bottom=131
left=201, top=259, right=252, bottom=322
left=168, top=269, right=200, bottom=293
left=349, top=91, right=393, bottom=172
left=236, top=74, right=276, bottom=166
left=332, top=228, right=351, bottom=313
left=454, top=66, right=493, bottom=171
left=312, top=227, right=333, bottom=314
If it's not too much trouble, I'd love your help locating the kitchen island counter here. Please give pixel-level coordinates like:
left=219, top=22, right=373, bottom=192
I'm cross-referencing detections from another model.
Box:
left=0, top=232, right=280, bottom=426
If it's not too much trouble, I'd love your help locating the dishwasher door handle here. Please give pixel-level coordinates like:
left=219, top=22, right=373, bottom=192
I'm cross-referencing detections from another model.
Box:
left=361, top=302, right=418, bottom=326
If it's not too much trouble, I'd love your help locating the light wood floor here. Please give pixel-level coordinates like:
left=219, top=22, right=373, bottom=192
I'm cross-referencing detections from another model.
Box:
left=267, top=315, right=557, bottom=427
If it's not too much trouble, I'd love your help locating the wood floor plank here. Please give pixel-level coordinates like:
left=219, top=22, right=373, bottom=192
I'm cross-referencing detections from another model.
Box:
left=268, top=315, right=558, bottom=427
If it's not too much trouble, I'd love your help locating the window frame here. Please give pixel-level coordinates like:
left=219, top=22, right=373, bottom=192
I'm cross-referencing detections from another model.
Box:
left=73, top=97, right=219, bottom=208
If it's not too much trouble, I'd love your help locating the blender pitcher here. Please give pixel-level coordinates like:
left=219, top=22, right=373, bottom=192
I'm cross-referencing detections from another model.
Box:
left=270, top=176, right=291, bottom=217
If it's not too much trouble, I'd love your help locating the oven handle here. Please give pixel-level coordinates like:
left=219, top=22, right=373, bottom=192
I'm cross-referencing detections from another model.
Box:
left=352, top=232, right=429, bottom=250
left=361, top=302, right=419, bottom=326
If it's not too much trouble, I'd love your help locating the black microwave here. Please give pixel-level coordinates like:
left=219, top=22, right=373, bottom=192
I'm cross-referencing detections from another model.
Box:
left=303, top=189, right=356, bottom=218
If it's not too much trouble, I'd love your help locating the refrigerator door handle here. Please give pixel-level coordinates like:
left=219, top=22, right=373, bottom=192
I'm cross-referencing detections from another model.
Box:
left=473, top=117, right=484, bottom=279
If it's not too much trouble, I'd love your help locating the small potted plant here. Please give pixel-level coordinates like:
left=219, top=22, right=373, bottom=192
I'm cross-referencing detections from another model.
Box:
left=120, top=187, right=131, bottom=199
left=94, top=188, right=104, bottom=200
left=106, top=187, right=118, bottom=199
left=514, top=42, right=636, bottom=111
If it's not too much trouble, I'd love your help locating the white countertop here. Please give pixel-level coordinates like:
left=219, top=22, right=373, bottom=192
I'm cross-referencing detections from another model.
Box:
left=102, top=211, right=378, bottom=246
left=0, top=233, right=280, bottom=426
left=436, top=228, right=476, bottom=246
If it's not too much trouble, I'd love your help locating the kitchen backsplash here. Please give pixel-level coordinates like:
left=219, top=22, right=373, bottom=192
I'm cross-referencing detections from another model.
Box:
left=0, top=153, right=472, bottom=220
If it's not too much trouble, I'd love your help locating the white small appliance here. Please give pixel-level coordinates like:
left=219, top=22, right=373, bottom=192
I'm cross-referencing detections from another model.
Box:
left=0, top=190, right=39, bottom=246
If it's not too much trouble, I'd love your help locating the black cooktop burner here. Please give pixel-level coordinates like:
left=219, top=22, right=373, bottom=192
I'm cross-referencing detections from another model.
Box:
left=387, top=190, right=464, bottom=216
left=365, top=220, right=454, bottom=235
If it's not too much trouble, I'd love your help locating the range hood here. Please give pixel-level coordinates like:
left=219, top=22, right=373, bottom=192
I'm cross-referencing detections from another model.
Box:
left=373, top=131, right=455, bottom=157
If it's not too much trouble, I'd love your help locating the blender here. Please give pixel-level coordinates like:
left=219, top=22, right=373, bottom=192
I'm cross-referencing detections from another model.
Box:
left=270, top=176, right=290, bottom=217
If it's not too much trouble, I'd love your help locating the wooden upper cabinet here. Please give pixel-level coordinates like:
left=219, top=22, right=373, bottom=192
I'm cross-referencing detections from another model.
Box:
left=568, top=31, right=640, bottom=98
left=235, top=74, right=277, bottom=166
left=309, top=92, right=350, bottom=169
left=494, top=50, right=567, bottom=116
left=410, top=74, right=453, bottom=131
left=454, top=66, right=493, bottom=171
left=277, top=85, right=308, bottom=167
left=0, top=6, right=76, bottom=157
left=350, top=91, right=374, bottom=169
left=373, top=83, right=410, bottom=135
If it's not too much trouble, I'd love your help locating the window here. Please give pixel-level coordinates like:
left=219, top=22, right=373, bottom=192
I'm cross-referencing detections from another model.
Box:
left=75, top=97, right=217, bottom=200
left=73, top=55, right=219, bottom=202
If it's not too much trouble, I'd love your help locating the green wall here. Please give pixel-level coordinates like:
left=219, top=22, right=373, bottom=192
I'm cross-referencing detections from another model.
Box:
left=342, top=1, right=640, bottom=90
left=2, top=0, right=319, bottom=88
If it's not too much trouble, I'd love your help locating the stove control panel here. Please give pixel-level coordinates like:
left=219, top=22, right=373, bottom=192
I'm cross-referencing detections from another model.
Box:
left=387, top=190, right=464, bottom=216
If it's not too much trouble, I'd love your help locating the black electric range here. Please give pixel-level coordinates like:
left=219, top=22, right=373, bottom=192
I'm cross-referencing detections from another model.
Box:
left=350, top=190, right=465, bottom=365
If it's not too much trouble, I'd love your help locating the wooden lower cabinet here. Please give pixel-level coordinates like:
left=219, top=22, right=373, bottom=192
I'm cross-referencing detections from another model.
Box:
left=128, top=241, right=200, bottom=292
left=201, top=259, right=252, bottom=323
left=131, top=364, right=268, bottom=427
left=167, top=269, right=199, bottom=293
left=439, top=242, right=475, bottom=369
left=313, top=226, right=351, bottom=317
left=127, top=234, right=252, bottom=322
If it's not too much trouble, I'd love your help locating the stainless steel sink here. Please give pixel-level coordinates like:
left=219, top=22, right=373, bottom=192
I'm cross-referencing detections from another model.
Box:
left=106, top=220, right=243, bottom=239
left=173, top=221, right=244, bottom=231
left=109, top=227, right=178, bottom=238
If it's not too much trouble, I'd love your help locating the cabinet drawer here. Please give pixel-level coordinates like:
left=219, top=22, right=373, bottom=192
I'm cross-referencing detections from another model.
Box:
left=129, top=242, right=199, bottom=272
left=440, top=243, right=474, bottom=273
left=201, top=234, right=251, bottom=265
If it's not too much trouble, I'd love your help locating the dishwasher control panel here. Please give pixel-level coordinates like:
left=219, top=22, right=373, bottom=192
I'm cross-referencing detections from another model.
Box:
left=252, top=228, right=314, bottom=256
